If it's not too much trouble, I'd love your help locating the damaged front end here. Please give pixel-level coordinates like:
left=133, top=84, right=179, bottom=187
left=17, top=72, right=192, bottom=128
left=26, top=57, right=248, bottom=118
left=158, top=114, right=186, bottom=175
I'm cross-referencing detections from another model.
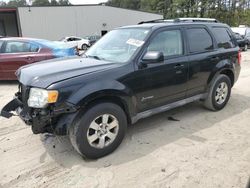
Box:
left=0, top=84, right=79, bottom=135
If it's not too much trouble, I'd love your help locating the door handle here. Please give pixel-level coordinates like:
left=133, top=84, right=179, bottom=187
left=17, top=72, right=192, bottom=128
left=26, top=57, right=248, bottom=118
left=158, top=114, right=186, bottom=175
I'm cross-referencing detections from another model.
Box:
left=26, top=56, right=33, bottom=61
left=174, top=64, right=184, bottom=69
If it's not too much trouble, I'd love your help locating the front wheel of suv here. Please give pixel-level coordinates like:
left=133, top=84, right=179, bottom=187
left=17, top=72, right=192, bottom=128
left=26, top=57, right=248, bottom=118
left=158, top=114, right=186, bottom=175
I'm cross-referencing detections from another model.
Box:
left=204, top=74, right=232, bottom=111
left=69, top=102, right=127, bottom=159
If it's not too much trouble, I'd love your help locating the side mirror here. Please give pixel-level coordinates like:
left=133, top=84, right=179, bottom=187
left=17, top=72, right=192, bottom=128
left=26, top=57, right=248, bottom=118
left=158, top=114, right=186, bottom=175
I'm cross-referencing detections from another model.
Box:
left=142, top=51, right=164, bottom=64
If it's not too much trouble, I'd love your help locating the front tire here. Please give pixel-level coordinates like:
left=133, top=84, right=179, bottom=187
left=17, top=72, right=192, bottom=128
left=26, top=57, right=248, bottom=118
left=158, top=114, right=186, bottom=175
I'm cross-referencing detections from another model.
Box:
left=69, top=103, right=127, bottom=159
left=204, top=75, right=232, bottom=111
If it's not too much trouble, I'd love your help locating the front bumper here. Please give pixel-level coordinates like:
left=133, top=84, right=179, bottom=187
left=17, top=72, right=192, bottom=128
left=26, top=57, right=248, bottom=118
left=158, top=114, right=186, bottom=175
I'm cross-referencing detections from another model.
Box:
left=1, top=96, right=79, bottom=135
left=1, top=98, right=23, bottom=119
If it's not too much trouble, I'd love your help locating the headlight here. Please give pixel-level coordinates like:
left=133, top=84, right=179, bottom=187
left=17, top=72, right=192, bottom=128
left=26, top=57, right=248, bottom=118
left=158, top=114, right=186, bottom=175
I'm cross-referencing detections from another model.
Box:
left=28, top=88, right=59, bottom=108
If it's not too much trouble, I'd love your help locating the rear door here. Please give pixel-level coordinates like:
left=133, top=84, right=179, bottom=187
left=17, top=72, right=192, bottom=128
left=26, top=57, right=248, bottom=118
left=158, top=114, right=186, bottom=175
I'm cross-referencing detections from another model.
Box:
left=185, top=26, right=220, bottom=96
left=0, top=40, right=42, bottom=80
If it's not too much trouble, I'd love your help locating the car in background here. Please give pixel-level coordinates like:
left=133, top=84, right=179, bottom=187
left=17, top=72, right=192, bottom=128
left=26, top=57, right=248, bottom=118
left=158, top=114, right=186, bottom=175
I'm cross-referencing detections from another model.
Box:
left=231, top=26, right=250, bottom=47
left=0, top=37, right=78, bottom=80
left=234, top=32, right=249, bottom=51
left=60, top=36, right=91, bottom=50
left=83, top=35, right=101, bottom=46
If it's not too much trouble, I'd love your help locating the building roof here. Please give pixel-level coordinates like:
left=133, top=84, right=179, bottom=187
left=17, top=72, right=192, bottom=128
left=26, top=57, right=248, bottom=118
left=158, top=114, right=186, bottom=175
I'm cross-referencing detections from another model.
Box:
left=0, top=5, right=162, bottom=16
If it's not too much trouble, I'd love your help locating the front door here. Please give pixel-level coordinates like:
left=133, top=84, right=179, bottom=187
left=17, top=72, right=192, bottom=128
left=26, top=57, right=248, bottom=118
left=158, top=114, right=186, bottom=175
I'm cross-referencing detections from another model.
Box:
left=135, top=28, right=189, bottom=112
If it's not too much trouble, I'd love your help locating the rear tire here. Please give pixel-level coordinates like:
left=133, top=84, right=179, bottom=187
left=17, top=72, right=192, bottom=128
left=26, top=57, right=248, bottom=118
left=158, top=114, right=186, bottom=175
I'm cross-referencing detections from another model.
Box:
left=69, top=102, right=127, bottom=159
left=204, top=75, right=231, bottom=111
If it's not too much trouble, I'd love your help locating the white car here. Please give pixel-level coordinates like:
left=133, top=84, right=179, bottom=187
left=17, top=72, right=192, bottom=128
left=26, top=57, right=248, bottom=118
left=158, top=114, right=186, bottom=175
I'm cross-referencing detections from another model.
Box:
left=60, top=36, right=91, bottom=50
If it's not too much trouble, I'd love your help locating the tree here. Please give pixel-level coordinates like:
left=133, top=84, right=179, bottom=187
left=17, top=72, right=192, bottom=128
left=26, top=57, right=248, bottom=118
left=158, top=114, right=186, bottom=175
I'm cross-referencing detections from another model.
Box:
left=0, top=1, right=7, bottom=6
left=32, top=0, right=71, bottom=6
left=51, top=0, right=58, bottom=6
left=32, top=0, right=50, bottom=6
left=58, top=0, right=71, bottom=5
left=106, top=0, right=250, bottom=26
left=7, top=0, right=27, bottom=6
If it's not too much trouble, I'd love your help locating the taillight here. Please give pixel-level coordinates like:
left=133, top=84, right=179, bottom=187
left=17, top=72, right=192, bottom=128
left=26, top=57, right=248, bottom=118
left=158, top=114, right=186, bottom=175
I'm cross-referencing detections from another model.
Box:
left=238, top=51, right=242, bottom=65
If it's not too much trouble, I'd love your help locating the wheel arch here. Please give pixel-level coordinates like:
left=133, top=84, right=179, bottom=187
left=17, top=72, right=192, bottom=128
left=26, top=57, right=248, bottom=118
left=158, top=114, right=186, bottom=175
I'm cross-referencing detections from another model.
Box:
left=78, top=91, right=134, bottom=124
left=66, top=79, right=137, bottom=125
left=220, top=69, right=234, bottom=86
left=207, top=59, right=235, bottom=90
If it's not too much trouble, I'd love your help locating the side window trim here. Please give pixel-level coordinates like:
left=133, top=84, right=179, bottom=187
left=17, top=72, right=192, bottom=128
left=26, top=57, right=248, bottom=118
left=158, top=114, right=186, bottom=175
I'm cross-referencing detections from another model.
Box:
left=141, top=27, right=185, bottom=61
left=185, top=26, right=215, bottom=55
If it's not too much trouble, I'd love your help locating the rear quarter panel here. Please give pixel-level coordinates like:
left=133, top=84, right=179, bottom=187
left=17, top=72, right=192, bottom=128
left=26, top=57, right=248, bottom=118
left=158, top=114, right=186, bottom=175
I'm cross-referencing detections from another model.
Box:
left=207, top=48, right=240, bottom=87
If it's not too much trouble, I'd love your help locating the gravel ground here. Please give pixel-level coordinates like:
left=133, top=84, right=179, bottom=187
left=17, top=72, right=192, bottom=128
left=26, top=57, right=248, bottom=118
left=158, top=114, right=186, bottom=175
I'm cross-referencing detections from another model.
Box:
left=1, top=52, right=250, bottom=188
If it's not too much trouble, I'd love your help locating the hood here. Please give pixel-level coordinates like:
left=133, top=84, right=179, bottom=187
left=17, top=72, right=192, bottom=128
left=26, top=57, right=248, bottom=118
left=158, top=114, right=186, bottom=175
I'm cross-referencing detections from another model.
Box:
left=17, top=56, right=119, bottom=88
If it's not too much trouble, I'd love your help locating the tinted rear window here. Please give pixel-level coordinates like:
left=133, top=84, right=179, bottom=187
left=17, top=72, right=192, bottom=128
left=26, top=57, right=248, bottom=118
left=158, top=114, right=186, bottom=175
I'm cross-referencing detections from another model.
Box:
left=187, top=28, right=213, bottom=53
left=212, top=27, right=236, bottom=49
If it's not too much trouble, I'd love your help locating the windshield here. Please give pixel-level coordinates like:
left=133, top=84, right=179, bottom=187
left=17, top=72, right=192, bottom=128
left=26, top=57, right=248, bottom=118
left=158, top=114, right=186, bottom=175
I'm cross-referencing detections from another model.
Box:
left=85, top=28, right=150, bottom=63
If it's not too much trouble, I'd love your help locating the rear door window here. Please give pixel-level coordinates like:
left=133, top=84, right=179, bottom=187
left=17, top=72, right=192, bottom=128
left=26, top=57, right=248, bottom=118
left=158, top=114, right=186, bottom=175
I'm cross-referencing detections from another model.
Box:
left=187, top=28, right=213, bottom=53
left=212, top=27, right=236, bottom=49
left=4, top=41, right=39, bottom=53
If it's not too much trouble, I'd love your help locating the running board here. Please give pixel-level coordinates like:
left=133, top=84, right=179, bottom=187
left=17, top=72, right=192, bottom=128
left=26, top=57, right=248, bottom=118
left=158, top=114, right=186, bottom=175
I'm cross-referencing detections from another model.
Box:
left=131, top=94, right=206, bottom=124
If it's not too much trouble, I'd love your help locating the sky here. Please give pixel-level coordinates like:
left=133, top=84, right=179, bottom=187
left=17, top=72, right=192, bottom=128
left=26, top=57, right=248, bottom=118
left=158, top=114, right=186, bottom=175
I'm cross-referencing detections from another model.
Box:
left=2, top=0, right=109, bottom=4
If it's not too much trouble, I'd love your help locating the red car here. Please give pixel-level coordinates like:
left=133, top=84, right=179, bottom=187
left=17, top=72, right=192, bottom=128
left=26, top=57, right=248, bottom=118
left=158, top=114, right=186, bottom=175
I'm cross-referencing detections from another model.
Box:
left=0, top=37, right=78, bottom=80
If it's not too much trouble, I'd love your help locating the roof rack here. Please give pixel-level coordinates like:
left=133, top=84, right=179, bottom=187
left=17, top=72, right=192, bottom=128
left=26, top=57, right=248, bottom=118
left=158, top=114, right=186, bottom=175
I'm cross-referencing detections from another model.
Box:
left=138, top=19, right=174, bottom=24
left=175, top=18, right=219, bottom=23
left=138, top=17, right=219, bottom=24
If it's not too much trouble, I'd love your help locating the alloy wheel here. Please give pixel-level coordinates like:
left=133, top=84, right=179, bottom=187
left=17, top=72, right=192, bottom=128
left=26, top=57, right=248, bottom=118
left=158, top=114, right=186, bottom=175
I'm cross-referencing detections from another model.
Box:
left=215, top=82, right=228, bottom=105
left=87, top=114, right=119, bottom=149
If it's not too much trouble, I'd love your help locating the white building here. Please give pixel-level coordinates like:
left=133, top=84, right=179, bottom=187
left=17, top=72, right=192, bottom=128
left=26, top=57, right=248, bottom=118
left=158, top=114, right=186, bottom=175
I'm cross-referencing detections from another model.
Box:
left=0, top=5, right=163, bottom=40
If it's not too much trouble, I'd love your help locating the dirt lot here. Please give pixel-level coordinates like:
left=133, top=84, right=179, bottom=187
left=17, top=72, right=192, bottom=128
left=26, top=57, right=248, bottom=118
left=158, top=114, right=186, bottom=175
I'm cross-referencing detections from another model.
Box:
left=1, top=52, right=250, bottom=188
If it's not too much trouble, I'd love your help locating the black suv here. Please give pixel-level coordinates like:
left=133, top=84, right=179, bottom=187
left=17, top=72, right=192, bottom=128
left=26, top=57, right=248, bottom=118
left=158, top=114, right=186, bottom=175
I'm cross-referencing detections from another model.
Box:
left=1, top=18, right=241, bottom=159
